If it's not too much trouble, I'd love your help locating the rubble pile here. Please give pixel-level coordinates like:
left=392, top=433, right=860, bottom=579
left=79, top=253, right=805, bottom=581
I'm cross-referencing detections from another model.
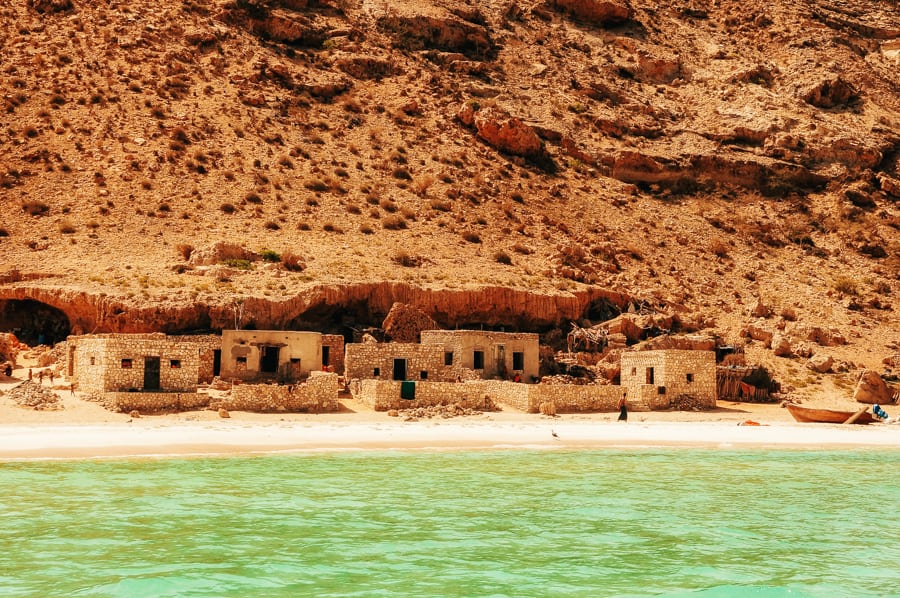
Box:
left=8, top=381, right=63, bottom=410
left=668, top=394, right=708, bottom=412
left=399, top=401, right=496, bottom=421
left=382, top=302, right=440, bottom=343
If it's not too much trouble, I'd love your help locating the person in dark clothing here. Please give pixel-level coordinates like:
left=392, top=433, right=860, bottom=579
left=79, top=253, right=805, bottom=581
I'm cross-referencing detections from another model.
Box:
left=618, top=391, right=628, bottom=422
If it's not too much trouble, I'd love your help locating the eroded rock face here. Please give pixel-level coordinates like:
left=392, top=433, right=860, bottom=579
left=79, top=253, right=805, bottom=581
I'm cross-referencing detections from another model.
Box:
left=853, top=369, right=892, bottom=404
left=0, top=283, right=631, bottom=336
left=190, top=242, right=258, bottom=267
left=549, top=0, right=632, bottom=25
left=801, top=77, right=858, bottom=108
left=472, top=107, right=545, bottom=158
left=27, top=0, right=73, bottom=14
left=377, top=12, right=495, bottom=60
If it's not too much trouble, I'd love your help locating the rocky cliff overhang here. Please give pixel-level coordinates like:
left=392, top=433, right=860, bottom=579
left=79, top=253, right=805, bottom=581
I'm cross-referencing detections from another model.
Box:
left=0, top=281, right=640, bottom=336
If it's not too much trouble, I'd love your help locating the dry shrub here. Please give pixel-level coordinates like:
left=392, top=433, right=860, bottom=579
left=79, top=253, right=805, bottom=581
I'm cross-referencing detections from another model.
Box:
left=709, top=237, right=729, bottom=258
left=382, top=215, right=407, bottom=230
left=462, top=231, right=481, bottom=244
left=392, top=250, right=423, bottom=267
left=22, top=200, right=49, bottom=216
left=58, top=219, right=76, bottom=234
left=494, top=251, right=512, bottom=265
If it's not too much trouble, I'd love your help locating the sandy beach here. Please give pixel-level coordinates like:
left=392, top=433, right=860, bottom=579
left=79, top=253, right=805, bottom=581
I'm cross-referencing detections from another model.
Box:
left=2, top=371, right=899, bottom=459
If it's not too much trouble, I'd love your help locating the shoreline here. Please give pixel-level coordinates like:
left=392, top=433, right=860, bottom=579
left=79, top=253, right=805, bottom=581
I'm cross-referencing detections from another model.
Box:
left=2, top=419, right=899, bottom=461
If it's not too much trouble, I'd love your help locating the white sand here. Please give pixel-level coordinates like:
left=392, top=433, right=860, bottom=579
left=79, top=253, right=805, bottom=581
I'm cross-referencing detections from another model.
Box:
left=2, top=418, right=898, bottom=460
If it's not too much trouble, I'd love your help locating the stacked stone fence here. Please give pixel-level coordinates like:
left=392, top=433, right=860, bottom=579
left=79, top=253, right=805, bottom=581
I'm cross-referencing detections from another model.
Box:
left=353, top=380, right=496, bottom=411
left=528, top=384, right=634, bottom=413
left=213, top=372, right=340, bottom=413
left=108, top=391, right=210, bottom=414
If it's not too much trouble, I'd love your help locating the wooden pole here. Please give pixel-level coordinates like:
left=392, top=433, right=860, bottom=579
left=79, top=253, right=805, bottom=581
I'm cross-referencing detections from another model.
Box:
left=842, top=407, right=868, bottom=425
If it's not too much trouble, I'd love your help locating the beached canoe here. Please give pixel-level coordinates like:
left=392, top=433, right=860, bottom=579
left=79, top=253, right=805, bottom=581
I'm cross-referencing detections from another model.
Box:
left=786, top=403, right=877, bottom=425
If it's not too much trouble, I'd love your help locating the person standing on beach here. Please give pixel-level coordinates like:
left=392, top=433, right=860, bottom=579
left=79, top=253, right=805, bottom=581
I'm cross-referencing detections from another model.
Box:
left=28, top=368, right=32, bottom=381
left=49, top=371, right=54, bottom=386
left=618, top=391, right=628, bottom=422
left=38, top=370, right=44, bottom=384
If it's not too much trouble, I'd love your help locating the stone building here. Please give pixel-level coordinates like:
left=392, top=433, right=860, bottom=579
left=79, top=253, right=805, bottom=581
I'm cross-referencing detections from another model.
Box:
left=220, top=330, right=329, bottom=382
left=66, top=333, right=209, bottom=395
left=620, top=349, right=717, bottom=409
left=420, top=330, right=540, bottom=382
left=321, top=334, right=345, bottom=375
left=344, top=342, right=454, bottom=382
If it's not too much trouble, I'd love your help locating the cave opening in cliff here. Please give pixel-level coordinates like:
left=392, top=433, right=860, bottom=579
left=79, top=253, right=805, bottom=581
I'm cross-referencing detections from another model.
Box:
left=0, top=299, right=72, bottom=346
left=285, top=300, right=383, bottom=342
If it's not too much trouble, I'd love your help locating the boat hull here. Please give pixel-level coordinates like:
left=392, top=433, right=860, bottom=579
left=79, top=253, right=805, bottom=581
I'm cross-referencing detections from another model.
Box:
left=786, top=404, right=876, bottom=425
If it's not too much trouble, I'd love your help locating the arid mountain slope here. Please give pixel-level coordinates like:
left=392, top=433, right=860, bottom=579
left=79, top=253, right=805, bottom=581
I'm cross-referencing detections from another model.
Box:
left=1, top=0, right=899, bottom=389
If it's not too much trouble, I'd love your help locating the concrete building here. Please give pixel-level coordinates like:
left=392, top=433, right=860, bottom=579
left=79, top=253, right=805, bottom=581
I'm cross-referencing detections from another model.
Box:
left=220, top=330, right=331, bottom=382
left=620, top=349, right=717, bottom=409
left=420, top=330, right=540, bottom=382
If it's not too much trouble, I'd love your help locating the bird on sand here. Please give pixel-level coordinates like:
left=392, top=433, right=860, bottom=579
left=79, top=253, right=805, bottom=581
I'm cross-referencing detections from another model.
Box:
left=551, top=430, right=559, bottom=439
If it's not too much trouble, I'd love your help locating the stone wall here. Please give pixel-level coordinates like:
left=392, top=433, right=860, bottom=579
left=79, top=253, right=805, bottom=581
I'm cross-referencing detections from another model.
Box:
left=108, top=391, right=210, bottom=414
left=620, top=350, right=717, bottom=408
left=321, top=334, right=345, bottom=374
left=353, top=379, right=496, bottom=411
left=352, top=378, right=629, bottom=414
left=214, top=372, right=340, bottom=413
left=345, top=342, right=455, bottom=382
left=168, top=334, right=222, bottom=383
left=68, top=333, right=201, bottom=394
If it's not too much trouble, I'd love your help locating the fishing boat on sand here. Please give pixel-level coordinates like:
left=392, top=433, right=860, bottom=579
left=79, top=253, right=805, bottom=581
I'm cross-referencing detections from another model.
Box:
left=786, top=403, right=877, bottom=425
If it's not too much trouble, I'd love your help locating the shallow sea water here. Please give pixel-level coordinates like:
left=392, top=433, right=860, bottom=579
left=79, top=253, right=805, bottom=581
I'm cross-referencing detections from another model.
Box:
left=2, top=449, right=899, bottom=597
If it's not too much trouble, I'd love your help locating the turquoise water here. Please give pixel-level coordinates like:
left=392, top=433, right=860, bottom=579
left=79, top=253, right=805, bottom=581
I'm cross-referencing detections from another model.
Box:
left=2, top=449, right=899, bottom=597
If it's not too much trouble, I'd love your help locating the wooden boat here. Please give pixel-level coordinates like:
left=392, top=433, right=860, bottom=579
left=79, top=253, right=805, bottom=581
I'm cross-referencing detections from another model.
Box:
left=786, top=403, right=877, bottom=425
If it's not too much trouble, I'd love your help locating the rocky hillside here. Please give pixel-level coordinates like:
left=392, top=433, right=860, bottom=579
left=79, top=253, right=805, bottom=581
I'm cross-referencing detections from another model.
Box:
left=1, top=0, right=899, bottom=393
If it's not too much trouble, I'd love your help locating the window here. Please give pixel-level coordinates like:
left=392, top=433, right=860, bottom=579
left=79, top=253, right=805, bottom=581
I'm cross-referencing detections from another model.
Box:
left=121, top=359, right=132, bottom=369
left=420, top=370, right=428, bottom=380
left=631, top=367, right=637, bottom=376
left=686, top=373, right=694, bottom=383
left=444, top=351, right=454, bottom=366
left=512, top=351, right=524, bottom=371
left=170, top=359, right=181, bottom=369
left=236, top=357, right=247, bottom=364
left=473, top=350, right=484, bottom=369
left=322, top=346, right=330, bottom=367
left=373, top=367, right=380, bottom=377
left=90, top=356, right=96, bottom=365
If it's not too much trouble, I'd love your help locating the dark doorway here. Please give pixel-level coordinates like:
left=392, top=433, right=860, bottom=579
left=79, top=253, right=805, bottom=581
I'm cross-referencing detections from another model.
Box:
left=322, top=345, right=330, bottom=368
left=212, top=350, right=221, bottom=377
left=512, top=352, right=524, bottom=371
left=143, top=357, right=161, bottom=390
left=392, top=358, right=407, bottom=381
left=473, top=350, right=484, bottom=369
left=646, top=367, right=655, bottom=385
left=260, top=346, right=280, bottom=373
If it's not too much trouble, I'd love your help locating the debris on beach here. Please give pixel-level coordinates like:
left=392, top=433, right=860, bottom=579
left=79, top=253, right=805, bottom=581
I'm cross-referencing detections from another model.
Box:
left=400, top=403, right=492, bottom=421
left=8, top=380, right=64, bottom=410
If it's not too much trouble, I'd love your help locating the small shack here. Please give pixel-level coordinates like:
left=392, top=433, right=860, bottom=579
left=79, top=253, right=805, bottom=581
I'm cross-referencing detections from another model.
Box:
left=620, top=349, right=717, bottom=409
left=220, top=330, right=328, bottom=382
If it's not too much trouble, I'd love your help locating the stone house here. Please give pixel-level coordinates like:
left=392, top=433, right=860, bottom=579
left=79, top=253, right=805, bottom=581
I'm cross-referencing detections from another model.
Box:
left=344, top=342, right=453, bottom=382
left=419, top=330, right=540, bottom=382
left=66, top=333, right=211, bottom=395
left=620, top=349, right=717, bottom=409
left=220, top=330, right=338, bottom=382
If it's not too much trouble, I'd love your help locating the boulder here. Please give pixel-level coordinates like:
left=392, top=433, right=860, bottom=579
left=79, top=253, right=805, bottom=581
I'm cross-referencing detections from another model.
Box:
left=743, top=322, right=774, bottom=347
left=27, top=0, right=73, bottom=13
left=189, top=242, right=257, bottom=266
left=751, top=299, right=772, bottom=318
left=796, top=325, right=847, bottom=347
left=549, top=0, right=632, bottom=25
left=772, top=333, right=793, bottom=357
left=853, top=369, right=893, bottom=404
left=877, top=173, right=900, bottom=199
left=473, top=107, right=545, bottom=158
left=219, top=408, right=231, bottom=418
left=382, top=302, right=440, bottom=343
left=883, top=354, right=900, bottom=369
left=806, top=353, right=833, bottom=373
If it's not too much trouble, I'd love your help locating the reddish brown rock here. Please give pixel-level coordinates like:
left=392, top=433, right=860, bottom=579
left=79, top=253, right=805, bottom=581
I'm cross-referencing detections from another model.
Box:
left=382, top=302, right=440, bottom=343
left=801, top=77, right=858, bottom=108
left=853, top=369, right=892, bottom=404
left=550, top=0, right=632, bottom=25
left=27, top=0, right=73, bottom=13
left=473, top=107, right=545, bottom=158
